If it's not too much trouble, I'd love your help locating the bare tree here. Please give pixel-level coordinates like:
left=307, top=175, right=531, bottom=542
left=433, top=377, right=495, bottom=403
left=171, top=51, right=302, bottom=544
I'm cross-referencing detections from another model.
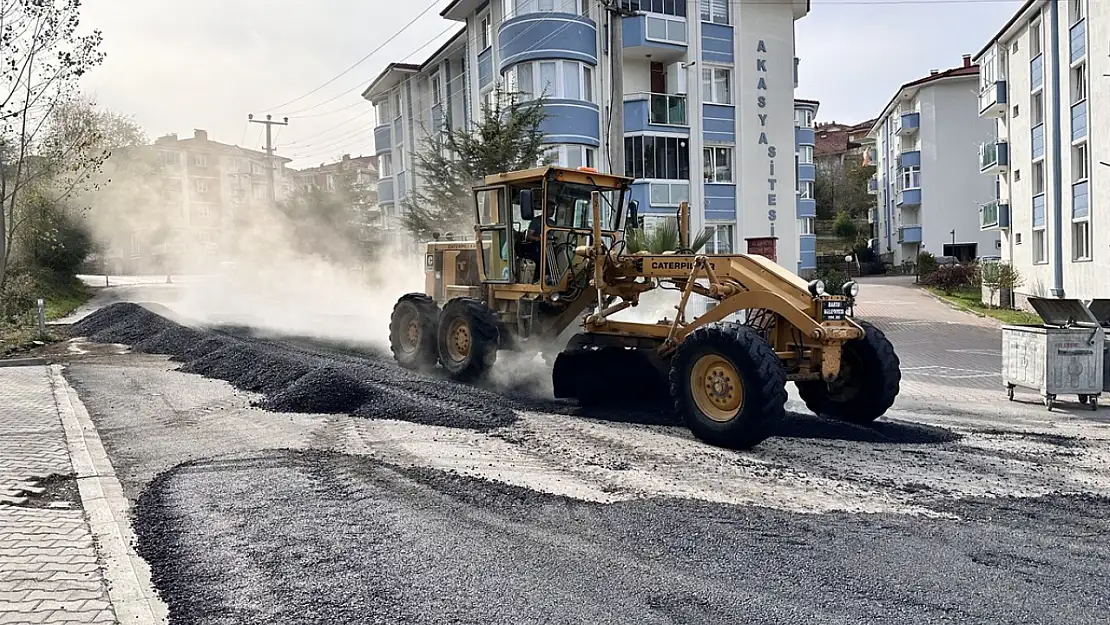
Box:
left=0, top=0, right=104, bottom=290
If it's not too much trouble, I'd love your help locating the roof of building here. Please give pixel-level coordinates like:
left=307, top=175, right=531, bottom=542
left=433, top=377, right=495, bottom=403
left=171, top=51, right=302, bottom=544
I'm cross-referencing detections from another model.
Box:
left=815, top=118, right=877, bottom=156
left=866, top=60, right=978, bottom=137
left=975, top=0, right=1040, bottom=60
left=362, top=62, right=420, bottom=101
left=152, top=130, right=292, bottom=163
left=293, top=154, right=378, bottom=176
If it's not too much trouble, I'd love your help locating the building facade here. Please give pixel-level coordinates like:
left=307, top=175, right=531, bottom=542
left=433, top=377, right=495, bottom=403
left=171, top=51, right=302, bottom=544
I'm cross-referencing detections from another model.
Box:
left=363, top=0, right=812, bottom=272
left=814, top=118, right=878, bottom=171
left=867, top=58, right=1001, bottom=267
left=98, top=129, right=291, bottom=274
left=974, top=0, right=1105, bottom=304
left=795, top=98, right=818, bottom=275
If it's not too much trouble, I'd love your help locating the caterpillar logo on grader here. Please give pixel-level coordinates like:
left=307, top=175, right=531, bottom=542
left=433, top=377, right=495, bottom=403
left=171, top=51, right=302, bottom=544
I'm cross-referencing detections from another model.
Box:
left=390, top=165, right=901, bottom=448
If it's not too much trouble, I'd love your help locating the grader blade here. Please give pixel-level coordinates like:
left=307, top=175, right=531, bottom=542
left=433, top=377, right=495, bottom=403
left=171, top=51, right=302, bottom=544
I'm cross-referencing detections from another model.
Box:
left=552, top=345, right=667, bottom=405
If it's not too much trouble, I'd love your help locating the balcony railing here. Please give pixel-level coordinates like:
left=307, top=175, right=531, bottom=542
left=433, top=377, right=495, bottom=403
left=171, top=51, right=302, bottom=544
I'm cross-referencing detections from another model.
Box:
left=979, top=141, right=1009, bottom=173
left=979, top=80, right=1008, bottom=117
left=895, top=112, right=920, bottom=136
left=649, top=93, right=687, bottom=126
left=868, top=176, right=878, bottom=194
left=980, top=200, right=1010, bottom=230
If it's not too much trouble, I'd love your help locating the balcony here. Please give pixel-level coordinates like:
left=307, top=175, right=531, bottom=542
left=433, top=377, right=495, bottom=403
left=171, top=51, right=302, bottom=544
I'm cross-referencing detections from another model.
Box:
left=1070, top=19, right=1086, bottom=63
left=979, top=80, right=1008, bottom=117
left=979, top=140, right=1009, bottom=174
left=895, top=112, right=920, bottom=136
left=623, top=13, right=687, bottom=60
left=980, top=200, right=1011, bottom=230
left=897, top=188, right=921, bottom=207
left=1031, top=54, right=1043, bottom=91
left=1071, top=100, right=1087, bottom=142
left=868, top=175, right=878, bottom=194
left=624, top=92, right=688, bottom=133
left=373, top=124, right=392, bottom=155
left=897, top=150, right=921, bottom=169
left=898, top=225, right=922, bottom=244
left=1032, top=124, right=1045, bottom=160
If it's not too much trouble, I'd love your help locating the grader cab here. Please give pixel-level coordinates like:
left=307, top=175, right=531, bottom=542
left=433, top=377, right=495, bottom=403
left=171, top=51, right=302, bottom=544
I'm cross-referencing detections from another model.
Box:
left=389, top=165, right=901, bottom=449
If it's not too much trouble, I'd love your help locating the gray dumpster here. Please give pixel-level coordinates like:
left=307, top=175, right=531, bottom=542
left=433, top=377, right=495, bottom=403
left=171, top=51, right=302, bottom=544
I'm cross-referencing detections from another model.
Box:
left=1087, top=299, right=1110, bottom=393
left=1001, top=297, right=1103, bottom=410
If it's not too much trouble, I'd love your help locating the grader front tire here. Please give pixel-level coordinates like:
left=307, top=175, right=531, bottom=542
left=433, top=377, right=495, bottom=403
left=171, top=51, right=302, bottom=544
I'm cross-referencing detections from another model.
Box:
left=669, top=322, right=788, bottom=449
left=796, top=320, right=900, bottom=425
left=437, top=297, right=500, bottom=382
left=389, top=293, right=441, bottom=371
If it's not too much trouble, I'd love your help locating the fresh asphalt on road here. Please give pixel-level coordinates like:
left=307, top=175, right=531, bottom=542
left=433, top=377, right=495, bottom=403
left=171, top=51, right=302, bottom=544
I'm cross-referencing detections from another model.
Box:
left=53, top=280, right=1110, bottom=624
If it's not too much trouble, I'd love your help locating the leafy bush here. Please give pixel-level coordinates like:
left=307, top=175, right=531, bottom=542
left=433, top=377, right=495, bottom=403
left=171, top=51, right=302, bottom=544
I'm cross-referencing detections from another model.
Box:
left=832, top=211, right=858, bottom=246
left=980, top=261, right=1025, bottom=308
left=814, top=266, right=849, bottom=294
left=32, top=213, right=93, bottom=275
left=917, top=251, right=937, bottom=277
left=922, top=263, right=978, bottom=295
left=0, top=271, right=37, bottom=323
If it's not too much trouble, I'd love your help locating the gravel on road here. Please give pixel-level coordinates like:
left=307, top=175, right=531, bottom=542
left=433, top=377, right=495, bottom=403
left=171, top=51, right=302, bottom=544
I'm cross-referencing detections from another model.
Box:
left=132, top=448, right=1110, bottom=625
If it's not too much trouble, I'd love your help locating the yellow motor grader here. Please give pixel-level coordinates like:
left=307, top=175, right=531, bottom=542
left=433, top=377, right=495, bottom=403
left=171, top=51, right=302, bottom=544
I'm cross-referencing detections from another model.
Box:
left=389, top=165, right=900, bottom=448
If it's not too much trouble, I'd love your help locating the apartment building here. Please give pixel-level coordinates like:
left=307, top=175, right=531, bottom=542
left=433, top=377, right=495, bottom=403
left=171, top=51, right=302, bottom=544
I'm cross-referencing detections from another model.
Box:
left=291, top=154, right=379, bottom=194
left=867, top=58, right=1001, bottom=267
left=814, top=118, right=878, bottom=171
left=973, top=0, right=1106, bottom=304
left=795, top=98, right=818, bottom=275
left=99, top=129, right=291, bottom=273
left=363, top=0, right=812, bottom=272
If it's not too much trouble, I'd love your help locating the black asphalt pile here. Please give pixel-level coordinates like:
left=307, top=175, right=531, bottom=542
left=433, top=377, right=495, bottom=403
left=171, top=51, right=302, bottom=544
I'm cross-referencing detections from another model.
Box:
left=70, top=302, right=519, bottom=431
left=259, top=366, right=375, bottom=414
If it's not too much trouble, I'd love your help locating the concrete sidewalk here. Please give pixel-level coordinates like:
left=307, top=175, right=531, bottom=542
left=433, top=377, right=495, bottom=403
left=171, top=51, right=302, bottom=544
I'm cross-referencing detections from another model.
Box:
left=0, top=365, right=165, bottom=624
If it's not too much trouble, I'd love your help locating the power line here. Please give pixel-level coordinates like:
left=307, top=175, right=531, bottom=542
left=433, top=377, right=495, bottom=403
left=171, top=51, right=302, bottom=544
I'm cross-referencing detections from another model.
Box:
left=260, top=0, right=443, bottom=113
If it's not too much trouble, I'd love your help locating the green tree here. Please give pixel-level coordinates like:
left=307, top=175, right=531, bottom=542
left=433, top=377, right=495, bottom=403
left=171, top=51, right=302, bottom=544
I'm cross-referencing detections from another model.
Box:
left=623, top=217, right=713, bottom=254
left=815, top=160, right=875, bottom=221
left=400, top=85, right=548, bottom=242
left=1, top=0, right=105, bottom=291
left=832, top=210, right=859, bottom=250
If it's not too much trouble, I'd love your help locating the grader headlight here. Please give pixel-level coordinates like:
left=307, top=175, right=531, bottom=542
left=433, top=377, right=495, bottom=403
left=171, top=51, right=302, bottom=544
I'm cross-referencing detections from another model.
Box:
left=807, top=279, right=826, bottom=297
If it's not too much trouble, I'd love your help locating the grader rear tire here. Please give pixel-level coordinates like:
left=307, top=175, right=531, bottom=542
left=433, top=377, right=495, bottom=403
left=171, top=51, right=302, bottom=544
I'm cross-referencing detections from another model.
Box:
left=437, top=297, right=500, bottom=382
left=389, top=293, right=440, bottom=371
left=796, top=320, right=900, bottom=425
left=669, top=322, right=788, bottom=449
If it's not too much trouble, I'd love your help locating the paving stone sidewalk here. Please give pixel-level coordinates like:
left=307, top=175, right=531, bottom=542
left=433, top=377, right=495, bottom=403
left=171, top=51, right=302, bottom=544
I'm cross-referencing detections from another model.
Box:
left=0, top=366, right=116, bottom=624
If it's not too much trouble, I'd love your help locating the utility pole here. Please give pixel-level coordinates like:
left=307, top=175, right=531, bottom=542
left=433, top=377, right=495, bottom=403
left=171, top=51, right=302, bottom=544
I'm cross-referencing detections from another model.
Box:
left=248, top=113, right=288, bottom=204
left=602, top=1, right=637, bottom=176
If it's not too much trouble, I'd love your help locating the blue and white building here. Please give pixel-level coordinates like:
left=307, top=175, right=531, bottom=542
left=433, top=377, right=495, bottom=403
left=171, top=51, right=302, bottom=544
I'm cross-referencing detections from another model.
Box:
left=794, top=98, right=818, bottom=275
left=973, top=0, right=1107, bottom=304
left=364, top=0, right=812, bottom=272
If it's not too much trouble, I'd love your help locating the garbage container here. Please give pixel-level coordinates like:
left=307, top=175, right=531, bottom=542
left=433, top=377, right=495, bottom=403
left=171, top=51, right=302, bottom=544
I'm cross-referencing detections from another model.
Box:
left=1087, top=299, right=1110, bottom=393
left=1001, top=297, right=1103, bottom=410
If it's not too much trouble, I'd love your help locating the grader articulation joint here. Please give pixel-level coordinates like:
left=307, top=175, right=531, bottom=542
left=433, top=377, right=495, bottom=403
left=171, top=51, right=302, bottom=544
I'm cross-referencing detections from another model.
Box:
left=389, top=165, right=901, bottom=449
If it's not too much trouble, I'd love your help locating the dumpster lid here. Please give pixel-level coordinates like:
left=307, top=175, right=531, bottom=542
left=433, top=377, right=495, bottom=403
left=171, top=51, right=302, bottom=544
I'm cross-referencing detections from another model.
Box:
left=1027, top=297, right=1100, bottom=327
left=1087, top=299, right=1110, bottom=327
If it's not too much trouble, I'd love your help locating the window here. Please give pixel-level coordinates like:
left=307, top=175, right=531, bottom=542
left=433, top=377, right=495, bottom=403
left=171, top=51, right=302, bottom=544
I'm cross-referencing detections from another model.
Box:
left=645, top=15, right=687, bottom=44
left=703, top=147, right=732, bottom=183
left=374, top=100, right=391, bottom=125
left=1073, top=220, right=1091, bottom=260
left=795, top=108, right=814, bottom=128
left=1033, top=228, right=1046, bottom=263
left=160, top=151, right=180, bottom=166
left=704, top=224, right=734, bottom=254
left=504, top=0, right=586, bottom=17
left=509, top=60, right=594, bottom=103
left=637, top=0, right=688, bottom=16
left=541, top=144, right=596, bottom=169
left=901, top=166, right=920, bottom=189
left=1073, top=143, right=1088, bottom=181
left=193, top=154, right=207, bottom=167
left=195, top=179, right=209, bottom=193
left=798, top=217, right=815, bottom=236
left=481, top=87, right=496, bottom=113
left=624, top=135, right=690, bottom=180
left=1031, top=93, right=1044, bottom=126
left=479, top=13, right=491, bottom=50
left=798, top=145, right=814, bottom=165
left=700, top=0, right=728, bottom=25
left=1071, top=63, right=1086, bottom=104
left=701, top=67, right=731, bottom=104
left=648, top=181, right=689, bottom=207
left=1032, top=161, right=1045, bottom=195
left=798, top=181, right=814, bottom=200
left=326, top=174, right=336, bottom=191
left=396, top=145, right=405, bottom=172
left=1071, top=0, right=1083, bottom=24
left=1030, top=20, right=1042, bottom=58
left=394, top=90, right=402, bottom=119
left=1012, top=105, right=1020, bottom=117
left=431, top=72, right=443, bottom=107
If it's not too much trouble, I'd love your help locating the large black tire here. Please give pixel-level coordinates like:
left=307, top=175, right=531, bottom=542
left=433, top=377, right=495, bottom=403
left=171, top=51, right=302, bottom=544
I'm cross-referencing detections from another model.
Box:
left=796, top=320, right=901, bottom=424
left=437, top=297, right=500, bottom=382
left=389, top=293, right=440, bottom=371
left=669, top=322, right=788, bottom=449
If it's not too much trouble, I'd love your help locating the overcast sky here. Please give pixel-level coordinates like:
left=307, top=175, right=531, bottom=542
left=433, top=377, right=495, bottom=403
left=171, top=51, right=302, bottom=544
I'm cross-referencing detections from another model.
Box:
left=80, top=0, right=1022, bottom=169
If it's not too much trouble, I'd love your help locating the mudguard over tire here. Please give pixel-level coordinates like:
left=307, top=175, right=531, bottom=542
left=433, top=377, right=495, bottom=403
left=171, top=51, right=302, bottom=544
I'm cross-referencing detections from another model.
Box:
left=669, top=322, right=788, bottom=449
left=437, top=297, right=500, bottom=382
left=796, top=319, right=900, bottom=425
left=389, top=293, right=441, bottom=371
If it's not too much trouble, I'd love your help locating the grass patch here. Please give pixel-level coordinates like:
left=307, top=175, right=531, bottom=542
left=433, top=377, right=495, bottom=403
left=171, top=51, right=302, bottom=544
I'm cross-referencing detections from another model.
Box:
left=1, top=272, right=93, bottom=357
left=926, top=286, right=1042, bottom=325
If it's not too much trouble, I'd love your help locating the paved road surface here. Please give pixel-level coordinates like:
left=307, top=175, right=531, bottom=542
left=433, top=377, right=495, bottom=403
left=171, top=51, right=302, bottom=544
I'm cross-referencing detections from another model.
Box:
left=41, top=274, right=1110, bottom=623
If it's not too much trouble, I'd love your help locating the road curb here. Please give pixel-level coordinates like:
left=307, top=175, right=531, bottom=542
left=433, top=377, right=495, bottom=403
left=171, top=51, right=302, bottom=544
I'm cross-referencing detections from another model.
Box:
left=49, top=364, right=170, bottom=624
left=914, top=286, right=1002, bottom=328
left=0, top=356, right=48, bottom=368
